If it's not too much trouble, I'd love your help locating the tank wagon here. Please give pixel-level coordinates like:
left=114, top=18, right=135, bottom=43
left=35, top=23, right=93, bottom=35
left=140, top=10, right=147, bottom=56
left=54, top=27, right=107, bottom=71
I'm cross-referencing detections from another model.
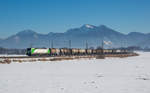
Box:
left=72, top=48, right=79, bottom=55
left=26, top=48, right=129, bottom=56
left=60, top=48, right=72, bottom=55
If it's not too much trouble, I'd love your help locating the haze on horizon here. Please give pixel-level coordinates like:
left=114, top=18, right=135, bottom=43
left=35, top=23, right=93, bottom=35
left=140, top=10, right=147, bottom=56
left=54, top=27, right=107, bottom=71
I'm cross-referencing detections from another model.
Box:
left=0, top=0, right=150, bottom=38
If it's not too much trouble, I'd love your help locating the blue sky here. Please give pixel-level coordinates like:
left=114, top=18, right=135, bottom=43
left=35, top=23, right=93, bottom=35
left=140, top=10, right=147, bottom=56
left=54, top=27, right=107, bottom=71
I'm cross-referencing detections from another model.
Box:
left=0, top=0, right=150, bottom=38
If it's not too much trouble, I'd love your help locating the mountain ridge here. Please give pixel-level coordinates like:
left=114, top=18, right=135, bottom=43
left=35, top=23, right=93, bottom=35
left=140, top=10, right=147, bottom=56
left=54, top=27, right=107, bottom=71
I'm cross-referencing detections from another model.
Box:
left=0, top=24, right=149, bottom=49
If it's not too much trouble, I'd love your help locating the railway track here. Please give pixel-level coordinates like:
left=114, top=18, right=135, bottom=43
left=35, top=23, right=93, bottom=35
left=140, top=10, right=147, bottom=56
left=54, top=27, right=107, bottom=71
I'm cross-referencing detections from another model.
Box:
left=0, top=53, right=138, bottom=59
left=0, top=53, right=139, bottom=64
left=0, top=56, right=51, bottom=59
left=0, top=55, right=96, bottom=64
left=0, top=55, right=96, bottom=59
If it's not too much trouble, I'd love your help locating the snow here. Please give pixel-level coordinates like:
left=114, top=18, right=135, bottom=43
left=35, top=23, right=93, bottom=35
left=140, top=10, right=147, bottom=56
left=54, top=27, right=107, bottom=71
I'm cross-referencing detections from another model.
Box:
left=85, top=24, right=94, bottom=29
left=0, top=52, right=150, bottom=93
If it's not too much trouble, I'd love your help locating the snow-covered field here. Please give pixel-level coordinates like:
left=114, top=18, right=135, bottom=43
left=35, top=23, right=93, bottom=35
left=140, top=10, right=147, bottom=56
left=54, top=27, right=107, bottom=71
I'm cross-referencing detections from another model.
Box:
left=0, top=52, right=150, bottom=93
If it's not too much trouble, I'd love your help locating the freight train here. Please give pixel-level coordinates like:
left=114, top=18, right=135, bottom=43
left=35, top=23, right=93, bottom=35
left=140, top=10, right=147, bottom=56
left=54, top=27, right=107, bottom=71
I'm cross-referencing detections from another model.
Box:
left=26, top=48, right=129, bottom=56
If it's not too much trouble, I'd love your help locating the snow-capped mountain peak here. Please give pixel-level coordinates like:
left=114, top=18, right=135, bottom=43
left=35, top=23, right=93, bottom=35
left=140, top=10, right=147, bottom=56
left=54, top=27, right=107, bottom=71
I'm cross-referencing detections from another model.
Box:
left=81, top=24, right=95, bottom=29
left=85, top=24, right=94, bottom=28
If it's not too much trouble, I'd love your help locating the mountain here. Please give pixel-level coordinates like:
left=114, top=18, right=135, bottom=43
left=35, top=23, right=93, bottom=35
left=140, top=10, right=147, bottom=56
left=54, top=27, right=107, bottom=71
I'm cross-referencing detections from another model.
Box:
left=0, top=24, right=149, bottom=49
left=126, top=32, right=148, bottom=46
left=65, top=24, right=126, bottom=48
left=136, top=33, right=150, bottom=47
left=0, top=38, right=2, bottom=44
